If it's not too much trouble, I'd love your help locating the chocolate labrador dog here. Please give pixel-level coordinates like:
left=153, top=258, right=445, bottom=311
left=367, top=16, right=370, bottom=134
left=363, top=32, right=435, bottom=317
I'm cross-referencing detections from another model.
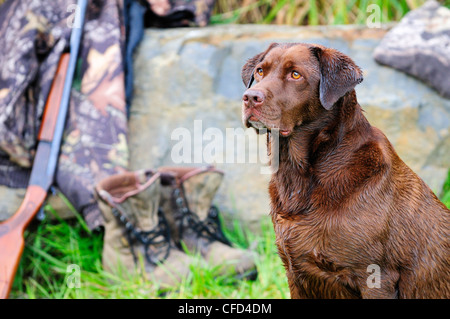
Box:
left=241, top=43, right=450, bottom=299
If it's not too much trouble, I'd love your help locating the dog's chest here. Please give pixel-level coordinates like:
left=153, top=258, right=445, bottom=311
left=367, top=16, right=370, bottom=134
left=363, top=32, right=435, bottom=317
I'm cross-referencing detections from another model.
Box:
left=273, top=213, right=348, bottom=265
left=272, top=213, right=365, bottom=297
left=268, top=159, right=384, bottom=297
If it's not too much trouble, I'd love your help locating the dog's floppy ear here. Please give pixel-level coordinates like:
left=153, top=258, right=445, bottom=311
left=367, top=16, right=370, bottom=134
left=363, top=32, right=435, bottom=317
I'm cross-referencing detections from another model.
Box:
left=310, top=46, right=363, bottom=110
left=241, top=43, right=279, bottom=88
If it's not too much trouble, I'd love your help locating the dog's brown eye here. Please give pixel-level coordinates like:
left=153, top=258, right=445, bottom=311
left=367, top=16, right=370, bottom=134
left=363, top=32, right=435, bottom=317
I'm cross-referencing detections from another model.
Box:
left=291, top=71, right=301, bottom=79
left=257, top=68, right=263, bottom=76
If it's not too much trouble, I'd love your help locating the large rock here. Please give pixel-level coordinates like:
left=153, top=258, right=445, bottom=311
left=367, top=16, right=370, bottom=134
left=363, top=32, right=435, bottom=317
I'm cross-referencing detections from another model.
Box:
left=129, top=24, right=450, bottom=232
left=2, top=25, right=448, bottom=231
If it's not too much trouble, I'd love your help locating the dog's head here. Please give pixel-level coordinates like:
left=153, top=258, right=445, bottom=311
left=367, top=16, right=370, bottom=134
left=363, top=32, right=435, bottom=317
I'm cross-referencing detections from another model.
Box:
left=241, top=43, right=363, bottom=136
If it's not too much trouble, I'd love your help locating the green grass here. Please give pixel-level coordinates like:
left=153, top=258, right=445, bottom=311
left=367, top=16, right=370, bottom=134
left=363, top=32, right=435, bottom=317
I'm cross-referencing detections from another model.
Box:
left=211, top=0, right=440, bottom=25
left=10, top=196, right=288, bottom=299
left=441, top=169, right=450, bottom=209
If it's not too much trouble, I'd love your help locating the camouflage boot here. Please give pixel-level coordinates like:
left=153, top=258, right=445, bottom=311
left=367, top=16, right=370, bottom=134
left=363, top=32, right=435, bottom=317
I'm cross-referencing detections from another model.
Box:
left=95, top=169, right=195, bottom=288
left=158, top=166, right=257, bottom=280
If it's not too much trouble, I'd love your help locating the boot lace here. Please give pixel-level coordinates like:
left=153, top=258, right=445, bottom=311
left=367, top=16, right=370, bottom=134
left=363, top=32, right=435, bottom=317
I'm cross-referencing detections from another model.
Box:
left=110, top=204, right=172, bottom=266
left=173, top=188, right=231, bottom=246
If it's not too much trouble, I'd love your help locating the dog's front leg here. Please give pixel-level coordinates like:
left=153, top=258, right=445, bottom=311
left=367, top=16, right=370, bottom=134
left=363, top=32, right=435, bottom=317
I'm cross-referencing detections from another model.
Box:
left=276, top=243, right=305, bottom=299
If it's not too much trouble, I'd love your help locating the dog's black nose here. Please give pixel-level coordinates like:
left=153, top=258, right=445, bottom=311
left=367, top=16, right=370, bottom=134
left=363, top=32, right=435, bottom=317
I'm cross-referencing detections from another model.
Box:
left=243, top=89, right=265, bottom=108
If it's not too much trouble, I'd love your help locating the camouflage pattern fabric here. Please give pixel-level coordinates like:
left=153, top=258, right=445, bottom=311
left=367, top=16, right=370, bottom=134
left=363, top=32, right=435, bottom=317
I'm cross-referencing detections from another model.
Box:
left=0, top=0, right=214, bottom=229
left=0, top=0, right=129, bottom=229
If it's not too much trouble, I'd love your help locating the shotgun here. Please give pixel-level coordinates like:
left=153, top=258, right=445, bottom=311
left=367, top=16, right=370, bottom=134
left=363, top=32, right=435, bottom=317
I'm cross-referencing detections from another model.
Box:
left=0, top=0, right=87, bottom=299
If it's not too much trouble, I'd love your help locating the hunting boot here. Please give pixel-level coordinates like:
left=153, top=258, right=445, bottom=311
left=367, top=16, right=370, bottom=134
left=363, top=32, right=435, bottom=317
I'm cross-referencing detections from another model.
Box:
left=95, top=169, right=195, bottom=288
left=159, top=166, right=257, bottom=280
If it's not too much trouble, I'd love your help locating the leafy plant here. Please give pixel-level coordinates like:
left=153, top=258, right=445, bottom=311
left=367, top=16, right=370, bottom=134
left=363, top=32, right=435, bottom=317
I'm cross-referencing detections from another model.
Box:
left=441, top=169, right=450, bottom=209
left=211, top=0, right=429, bottom=25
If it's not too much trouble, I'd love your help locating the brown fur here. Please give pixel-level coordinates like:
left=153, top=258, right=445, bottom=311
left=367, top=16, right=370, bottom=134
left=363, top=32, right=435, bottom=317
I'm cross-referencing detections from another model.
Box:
left=241, top=43, right=450, bottom=299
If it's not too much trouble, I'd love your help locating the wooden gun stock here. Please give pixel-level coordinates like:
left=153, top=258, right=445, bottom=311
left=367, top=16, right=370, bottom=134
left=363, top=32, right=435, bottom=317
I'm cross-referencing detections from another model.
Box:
left=0, top=186, right=47, bottom=298
left=0, top=53, right=70, bottom=299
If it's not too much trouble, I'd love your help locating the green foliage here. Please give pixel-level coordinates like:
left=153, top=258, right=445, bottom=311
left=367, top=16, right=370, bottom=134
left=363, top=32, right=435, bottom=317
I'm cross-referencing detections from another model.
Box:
left=441, top=169, right=450, bottom=209
left=212, top=0, right=429, bottom=25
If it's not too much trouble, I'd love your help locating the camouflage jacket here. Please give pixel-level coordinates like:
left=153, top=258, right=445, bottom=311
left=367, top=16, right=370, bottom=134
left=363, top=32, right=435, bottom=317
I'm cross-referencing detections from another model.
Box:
left=0, top=0, right=214, bottom=229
